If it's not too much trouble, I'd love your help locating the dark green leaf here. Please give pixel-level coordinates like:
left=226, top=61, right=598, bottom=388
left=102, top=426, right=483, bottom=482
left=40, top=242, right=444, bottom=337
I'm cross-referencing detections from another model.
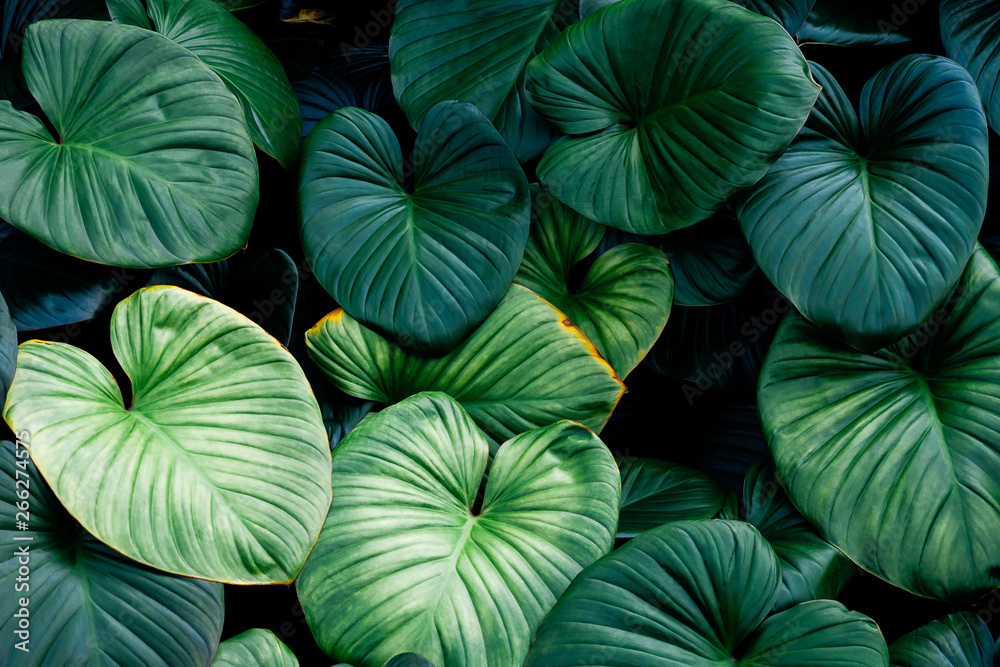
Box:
left=617, top=458, right=727, bottom=538
left=889, top=612, right=995, bottom=667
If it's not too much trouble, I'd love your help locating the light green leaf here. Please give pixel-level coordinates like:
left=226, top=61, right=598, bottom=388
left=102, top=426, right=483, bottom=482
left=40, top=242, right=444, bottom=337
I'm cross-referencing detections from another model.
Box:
left=889, top=612, right=995, bottom=666
left=389, top=0, right=578, bottom=161
left=617, top=458, right=727, bottom=538
left=758, top=245, right=1000, bottom=601
left=109, top=0, right=300, bottom=168
left=304, top=284, right=624, bottom=443
left=3, top=286, right=332, bottom=584
left=742, top=462, right=854, bottom=611
left=515, top=185, right=672, bottom=377
left=525, top=520, right=888, bottom=666
left=299, top=102, right=529, bottom=355
left=524, top=0, right=819, bottom=234
left=0, top=440, right=225, bottom=666
left=0, top=19, right=257, bottom=267
left=737, top=57, right=988, bottom=351
left=297, top=392, right=620, bottom=667
left=213, top=629, right=299, bottom=667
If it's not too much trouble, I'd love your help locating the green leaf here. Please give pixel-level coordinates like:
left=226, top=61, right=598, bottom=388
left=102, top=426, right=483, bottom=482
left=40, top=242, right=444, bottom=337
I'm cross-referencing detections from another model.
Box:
left=800, top=0, right=925, bottom=45
left=213, top=629, right=299, bottom=667
left=3, top=286, right=332, bottom=584
left=299, top=102, right=530, bottom=355
left=0, top=19, right=258, bottom=268
left=617, top=458, right=727, bottom=538
left=386, top=655, right=436, bottom=667
left=737, top=57, right=988, bottom=352
left=941, top=0, right=1000, bottom=137
left=109, top=0, right=301, bottom=168
left=293, top=70, right=359, bottom=138
left=758, top=245, right=1000, bottom=601
left=313, top=379, right=374, bottom=449
left=0, top=440, right=225, bottom=665
left=149, top=248, right=298, bottom=346
left=739, top=0, right=814, bottom=34
left=889, top=612, right=995, bottom=666
left=305, top=283, right=624, bottom=443
left=524, top=0, right=819, bottom=234
left=742, top=463, right=854, bottom=611
left=297, top=392, right=620, bottom=667
left=515, top=185, right=673, bottom=377
left=389, top=0, right=578, bottom=162
left=0, top=222, right=134, bottom=330
left=524, top=520, right=889, bottom=666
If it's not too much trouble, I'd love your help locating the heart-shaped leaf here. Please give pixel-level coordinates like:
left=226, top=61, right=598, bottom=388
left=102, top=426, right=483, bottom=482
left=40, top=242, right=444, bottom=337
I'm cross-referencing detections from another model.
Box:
left=0, top=440, right=225, bottom=665
left=3, top=286, right=332, bottom=584
left=0, top=19, right=258, bottom=268
left=149, top=248, right=298, bottom=346
left=297, top=391, right=620, bottom=667
left=742, top=462, right=855, bottom=611
left=214, top=629, right=299, bottom=667
left=524, top=520, right=889, bottom=666
left=758, top=245, right=1000, bottom=601
left=524, top=0, right=819, bottom=234
left=737, top=57, right=988, bottom=352
left=389, top=0, right=578, bottom=162
left=617, top=458, right=727, bottom=538
left=889, top=612, right=995, bottom=666
left=299, top=102, right=529, bottom=355
left=108, top=0, right=301, bottom=168
left=305, top=284, right=624, bottom=443
left=515, top=185, right=672, bottom=377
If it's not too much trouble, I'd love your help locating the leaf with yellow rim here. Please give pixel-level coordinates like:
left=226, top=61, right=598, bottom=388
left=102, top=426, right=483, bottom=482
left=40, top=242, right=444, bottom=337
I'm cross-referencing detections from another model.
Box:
left=305, top=284, right=624, bottom=443
left=3, top=286, right=332, bottom=584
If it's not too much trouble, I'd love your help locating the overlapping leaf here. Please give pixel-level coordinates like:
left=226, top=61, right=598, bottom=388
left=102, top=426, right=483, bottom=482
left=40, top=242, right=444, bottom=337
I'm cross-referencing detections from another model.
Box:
left=109, top=0, right=301, bottom=168
left=758, top=246, right=1000, bottom=601
left=515, top=185, right=672, bottom=377
left=297, top=392, right=620, bottom=667
left=525, top=0, right=819, bottom=233
left=213, top=629, right=299, bottom=667
left=942, top=0, right=1000, bottom=135
left=3, top=286, right=332, bottom=584
left=299, top=102, right=529, bottom=355
left=889, top=612, right=996, bottom=666
left=390, top=0, right=577, bottom=161
left=0, top=441, right=225, bottom=666
left=737, top=57, right=988, bottom=351
left=0, top=19, right=258, bottom=267
left=617, top=458, right=727, bottom=538
left=305, top=283, right=624, bottom=443
left=524, top=520, right=889, bottom=666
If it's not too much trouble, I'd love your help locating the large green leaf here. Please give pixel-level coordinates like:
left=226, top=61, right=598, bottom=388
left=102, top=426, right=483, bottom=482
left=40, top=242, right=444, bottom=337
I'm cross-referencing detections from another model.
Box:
left=0, top=440, right=225, bottom=665
left=524, top=520, right=889, bottom=666
left=305, top=284, right=624, bottom=443
left=742, top=462, right=854, bottom=611
left=389, top=0, right=578, bottom=162
left=0, top=19, right=258, bottom=268
left=299, top=102, right=530, bottom=355
left=213, top=629, right=299, bottom=667
left=941, top=0, right=1000, bottom=137
left=108, top=0, right=301, bottom=168
left=617, top=458, right=727, bottom=538
left=737, top=57, right=988, bottom=352
left=524, top=0, right=818, bottom=234
left=297, top=392, right=620, bottom=667
left=515, top=185, right=672, bottom=377
left=889, top=612, right=995, bottom=666
left=3, top=286, right=332, bottom=584
left=149, top=248, right=298, bottom=346
left=758, top=245, right=1000, bottom=601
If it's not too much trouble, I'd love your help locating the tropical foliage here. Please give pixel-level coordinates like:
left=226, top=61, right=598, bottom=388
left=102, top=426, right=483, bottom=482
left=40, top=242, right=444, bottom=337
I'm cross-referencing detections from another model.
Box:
left=0, top=0, right=999, bottom=665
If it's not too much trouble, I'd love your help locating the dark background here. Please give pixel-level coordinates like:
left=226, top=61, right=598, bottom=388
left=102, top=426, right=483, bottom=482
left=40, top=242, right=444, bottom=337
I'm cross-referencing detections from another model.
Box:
left=5, top=0, right=1000, bottom=664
